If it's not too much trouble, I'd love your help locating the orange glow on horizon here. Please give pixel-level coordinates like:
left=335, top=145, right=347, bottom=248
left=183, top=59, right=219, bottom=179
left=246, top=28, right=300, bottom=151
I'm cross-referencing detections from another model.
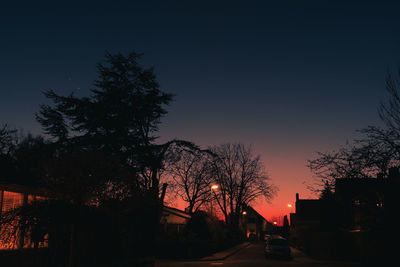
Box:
left=162, top=148, right=319, bottom=224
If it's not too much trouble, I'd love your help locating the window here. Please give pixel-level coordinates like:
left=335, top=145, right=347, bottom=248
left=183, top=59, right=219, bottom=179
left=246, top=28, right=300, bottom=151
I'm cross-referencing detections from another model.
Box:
left=2, top=191, right=24, bottom=212
left=0, top=191, right=48, bottom=250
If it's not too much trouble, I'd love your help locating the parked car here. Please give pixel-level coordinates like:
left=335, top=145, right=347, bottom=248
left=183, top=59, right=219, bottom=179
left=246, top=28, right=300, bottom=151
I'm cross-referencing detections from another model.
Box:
left=264, top=235, right=291, bottom=259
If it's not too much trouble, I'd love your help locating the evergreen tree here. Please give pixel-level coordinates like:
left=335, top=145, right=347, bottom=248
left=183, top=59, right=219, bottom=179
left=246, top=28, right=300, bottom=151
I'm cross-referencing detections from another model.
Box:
left=36, top=51, right=175, bottom=195
left=319, top=181, right=334, bottom=201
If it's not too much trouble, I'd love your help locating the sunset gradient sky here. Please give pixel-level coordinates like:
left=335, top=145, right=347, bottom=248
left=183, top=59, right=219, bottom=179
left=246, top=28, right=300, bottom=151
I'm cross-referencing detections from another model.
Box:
left=1, top=1, right=400, bottom=222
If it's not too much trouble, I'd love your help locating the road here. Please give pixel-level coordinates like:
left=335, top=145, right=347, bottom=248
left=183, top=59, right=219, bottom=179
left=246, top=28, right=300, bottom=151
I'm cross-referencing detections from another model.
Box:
left=155, top=242, right=360, bottom=267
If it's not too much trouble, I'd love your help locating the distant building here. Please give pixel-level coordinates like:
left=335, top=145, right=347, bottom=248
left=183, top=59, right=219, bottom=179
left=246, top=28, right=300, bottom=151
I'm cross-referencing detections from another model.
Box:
left=241, top=205, right=273, bottom=240
left=160, top=206, right=191, bottom=234
left=290, top=167, right=400, bottom=260
left=291, top=193, right=322, bottom=230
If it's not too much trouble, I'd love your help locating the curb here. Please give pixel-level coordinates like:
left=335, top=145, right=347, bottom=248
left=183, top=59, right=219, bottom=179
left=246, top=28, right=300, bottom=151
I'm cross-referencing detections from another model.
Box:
left=198, top=242, right=251, bottom=261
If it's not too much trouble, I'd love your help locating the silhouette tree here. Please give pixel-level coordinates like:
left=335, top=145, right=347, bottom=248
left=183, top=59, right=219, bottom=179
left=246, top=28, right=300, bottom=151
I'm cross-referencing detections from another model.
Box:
left=32, top=51, right=199, bottom=264
left=0, top=124, right=17, bottom=180
left=308, top=68, right=400, bottom=186
left=358, top=67, right=400, bottom=162
left=166, top=146, right=213, bottom=214
left=319, top=181, right=334, bottom=201
left=35, top=52, right=184, bottom=198
left=378, top=67, right=400, bottom=135
left=210, top=143, right=276, bottom=229
left=0, top=124, right=17, bottom=155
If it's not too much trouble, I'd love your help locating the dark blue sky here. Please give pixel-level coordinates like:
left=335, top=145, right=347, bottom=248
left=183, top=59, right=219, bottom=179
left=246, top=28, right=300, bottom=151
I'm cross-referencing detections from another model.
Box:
left=1, top=0, right=400, bottom=217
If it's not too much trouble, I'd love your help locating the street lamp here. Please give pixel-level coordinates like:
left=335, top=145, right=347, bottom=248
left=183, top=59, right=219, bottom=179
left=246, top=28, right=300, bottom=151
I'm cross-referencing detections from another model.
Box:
left=242, top=211, right=247, bottom=238
left=211, top=185, right=219, bottom=190
left=210, top=185, right=219, bottom=216
left=286, top=203, right=295, bottom=226
left=287, top=203, right=294, bottom=214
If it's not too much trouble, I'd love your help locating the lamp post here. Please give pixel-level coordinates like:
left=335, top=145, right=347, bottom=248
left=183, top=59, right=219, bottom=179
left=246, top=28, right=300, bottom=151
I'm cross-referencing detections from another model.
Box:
left=210, top=184, right=219, bottom=216
left=287, top=203, right=293, bottom=212
left=242, top=211, right=247, bottom=239
left=287, top=203, right=294, bottom=225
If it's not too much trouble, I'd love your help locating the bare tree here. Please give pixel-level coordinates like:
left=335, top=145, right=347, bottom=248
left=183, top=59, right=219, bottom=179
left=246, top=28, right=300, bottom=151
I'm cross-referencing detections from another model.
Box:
left=308, top=68, right=400, bottom=187
left=379, top=67, right=400, bottom=134
left=307, top=144, right=373, bottom=187
left=0, top=124, right=17, bottom=155
left=307, top=136, right=400, bottom=191
left=166, top=147, right=213, bottom=214
left=210, top=143, right=276, bottom=228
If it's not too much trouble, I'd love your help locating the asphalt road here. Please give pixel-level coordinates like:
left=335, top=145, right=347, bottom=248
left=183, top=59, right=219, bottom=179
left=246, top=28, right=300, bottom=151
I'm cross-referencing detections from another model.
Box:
left=155, top=242, right=360, bottom=267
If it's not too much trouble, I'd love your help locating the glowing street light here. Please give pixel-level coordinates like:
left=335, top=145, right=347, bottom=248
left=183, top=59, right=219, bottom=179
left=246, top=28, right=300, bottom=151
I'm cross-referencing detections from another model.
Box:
left=287, top=203, right=294, bottom=214
left=210, top=185, right=219, bottom=217
left=273, top=221, right=277, bottom=225
left=242, top=211, right=247, bottom=215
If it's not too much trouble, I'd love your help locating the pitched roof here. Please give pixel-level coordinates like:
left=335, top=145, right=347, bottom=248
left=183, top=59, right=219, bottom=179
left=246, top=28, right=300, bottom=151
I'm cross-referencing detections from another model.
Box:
left=162, top=205, right=191, bottom=219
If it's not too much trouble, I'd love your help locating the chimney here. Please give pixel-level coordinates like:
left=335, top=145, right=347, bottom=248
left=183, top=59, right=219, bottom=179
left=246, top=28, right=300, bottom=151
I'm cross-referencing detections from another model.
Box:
left=296, top=193, right=299, bottom=201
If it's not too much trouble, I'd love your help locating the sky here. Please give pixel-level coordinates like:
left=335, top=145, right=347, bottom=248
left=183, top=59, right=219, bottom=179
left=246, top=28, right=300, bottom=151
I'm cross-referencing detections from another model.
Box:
left=1, top=1, right=400, bottom=222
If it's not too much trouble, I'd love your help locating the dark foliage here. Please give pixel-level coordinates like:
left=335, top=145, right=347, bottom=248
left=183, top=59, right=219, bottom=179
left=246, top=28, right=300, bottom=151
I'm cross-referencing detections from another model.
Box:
left=0, top=198, right=158, bottom=266
left=185, top=211, right=212, bottom=241
left=0, top=124, right=17, bottom=155
left=0, top=52, right=202, bottom=266
left=319, top=181, right=334, bottom=201
left=157, top=211, right=240, bottom=259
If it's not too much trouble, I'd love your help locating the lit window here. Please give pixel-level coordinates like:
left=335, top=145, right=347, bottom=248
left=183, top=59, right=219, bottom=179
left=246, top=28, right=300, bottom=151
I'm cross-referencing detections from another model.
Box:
left=2, top=191, right=24, bottom=212
left=0, top=191, right=48, bottom=250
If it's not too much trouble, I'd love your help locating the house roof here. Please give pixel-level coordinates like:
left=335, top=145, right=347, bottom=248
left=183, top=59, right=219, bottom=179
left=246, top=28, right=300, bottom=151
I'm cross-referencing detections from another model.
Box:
left=244, top=205, right=270, bottom=224
left=162, top=205, right=191, bottom=219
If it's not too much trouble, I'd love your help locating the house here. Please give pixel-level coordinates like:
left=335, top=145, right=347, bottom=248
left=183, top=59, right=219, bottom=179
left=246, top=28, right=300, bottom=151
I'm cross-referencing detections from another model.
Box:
left=292, top=167, right=399, bottom=233
left=160, top=206, right=191, bottom=235
left=241, top=205, right=273, bottom=240
left=291, top=193, right=321, bottom=230
left=334, top=172, right=397, bottom=231
left=1, top=179, right=192, bottom=249
left=290, top=167, right=400, bottom=261
left=0, top=183, right=48, bottom=249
